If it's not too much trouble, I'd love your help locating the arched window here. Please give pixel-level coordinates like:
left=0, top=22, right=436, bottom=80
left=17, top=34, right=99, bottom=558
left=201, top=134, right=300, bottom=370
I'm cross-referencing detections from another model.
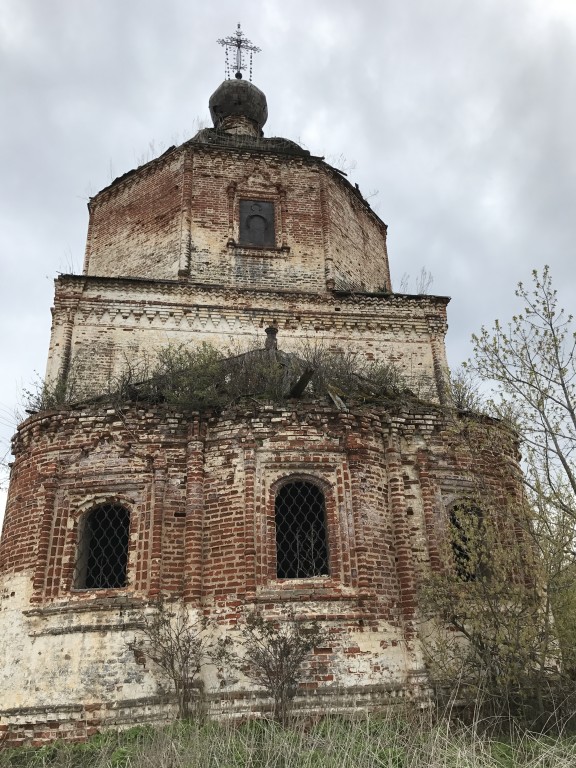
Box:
left=74, top=503, right=130, bottom=589
left=449, top=501, right=485, bottom=582
left=275, top=481, right=329, bottom=579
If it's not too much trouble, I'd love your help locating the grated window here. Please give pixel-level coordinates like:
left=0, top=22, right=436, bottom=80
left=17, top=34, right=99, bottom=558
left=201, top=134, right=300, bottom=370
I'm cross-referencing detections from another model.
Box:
left=275, top=481, right=329, bottom=579
left=74, top=503, right=130, bottom=589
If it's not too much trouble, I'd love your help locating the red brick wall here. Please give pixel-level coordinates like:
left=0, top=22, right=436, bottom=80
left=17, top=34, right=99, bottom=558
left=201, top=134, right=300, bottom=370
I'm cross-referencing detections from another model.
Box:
left=83, top=143, right=391, bottom=295
left=322, top=171, right=390, bottom=292
left=86, top=152, right=184, bottom=280
left=0, top=401, right=522, bottom=744
left=1, top=403, right=520, bottom=608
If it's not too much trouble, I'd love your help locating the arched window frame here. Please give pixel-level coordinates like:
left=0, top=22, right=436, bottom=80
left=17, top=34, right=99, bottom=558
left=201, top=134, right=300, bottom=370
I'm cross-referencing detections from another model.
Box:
left=73, top=501, right=131, bottom=590
left=273, top=475, right=331, bottom=580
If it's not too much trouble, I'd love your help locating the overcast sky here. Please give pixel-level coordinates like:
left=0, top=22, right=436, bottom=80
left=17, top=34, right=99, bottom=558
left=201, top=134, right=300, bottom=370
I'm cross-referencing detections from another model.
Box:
left=1, top=0, right=575, bottom=524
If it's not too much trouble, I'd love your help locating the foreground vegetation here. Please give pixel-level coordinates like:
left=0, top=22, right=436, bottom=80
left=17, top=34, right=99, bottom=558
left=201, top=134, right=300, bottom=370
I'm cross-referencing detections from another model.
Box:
left=3, top=714, right=576, bottom=768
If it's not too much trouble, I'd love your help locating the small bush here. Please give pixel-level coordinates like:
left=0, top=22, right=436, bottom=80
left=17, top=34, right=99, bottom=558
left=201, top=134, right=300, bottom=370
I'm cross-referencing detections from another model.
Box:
left=229, top=611, right=327, bottom=726
left=128, top=600, right=215, bottom=720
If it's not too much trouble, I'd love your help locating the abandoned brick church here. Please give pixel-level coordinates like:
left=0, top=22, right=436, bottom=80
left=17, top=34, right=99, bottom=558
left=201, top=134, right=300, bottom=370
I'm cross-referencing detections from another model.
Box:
left=0, top=32, right=521, bottom=745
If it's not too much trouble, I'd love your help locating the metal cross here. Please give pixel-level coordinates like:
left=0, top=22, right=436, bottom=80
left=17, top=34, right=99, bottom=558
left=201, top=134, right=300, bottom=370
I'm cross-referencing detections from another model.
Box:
left=217, top=23, right=261, bottom=81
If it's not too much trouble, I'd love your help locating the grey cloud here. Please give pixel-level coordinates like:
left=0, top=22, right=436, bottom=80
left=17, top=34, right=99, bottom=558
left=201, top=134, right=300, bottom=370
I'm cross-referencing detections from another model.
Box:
left=1, top=0, right=575, bottom=522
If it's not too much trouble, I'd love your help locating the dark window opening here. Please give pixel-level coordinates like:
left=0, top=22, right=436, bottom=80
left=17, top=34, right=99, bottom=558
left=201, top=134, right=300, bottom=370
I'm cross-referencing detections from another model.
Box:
left=450, top=502, right=484, bottom=582
left=275, top=481, right=329, bottom=579
left=239, top=200, right=275, bottom=248
left=75, top=503, right=130, bottom=589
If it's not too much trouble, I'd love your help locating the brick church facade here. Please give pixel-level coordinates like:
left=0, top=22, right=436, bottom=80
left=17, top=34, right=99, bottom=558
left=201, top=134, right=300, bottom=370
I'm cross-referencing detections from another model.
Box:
left=0, top=66, right=521, bottom=745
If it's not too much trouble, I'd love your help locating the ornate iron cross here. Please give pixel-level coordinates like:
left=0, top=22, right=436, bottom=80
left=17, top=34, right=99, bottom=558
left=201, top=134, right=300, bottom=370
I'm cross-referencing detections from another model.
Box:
left=217, top=23, right=261, bottom=81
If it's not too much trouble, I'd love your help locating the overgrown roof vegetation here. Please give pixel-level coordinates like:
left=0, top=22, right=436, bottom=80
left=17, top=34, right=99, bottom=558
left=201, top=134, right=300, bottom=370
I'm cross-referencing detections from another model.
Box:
left=28, top=341, right=430, bottom=416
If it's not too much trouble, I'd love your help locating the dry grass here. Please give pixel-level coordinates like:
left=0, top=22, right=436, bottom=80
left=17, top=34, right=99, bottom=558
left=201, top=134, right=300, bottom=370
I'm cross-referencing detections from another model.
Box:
left=25, top=340, right=413, bottom=415
left=2, top=712, right=576, bottom=768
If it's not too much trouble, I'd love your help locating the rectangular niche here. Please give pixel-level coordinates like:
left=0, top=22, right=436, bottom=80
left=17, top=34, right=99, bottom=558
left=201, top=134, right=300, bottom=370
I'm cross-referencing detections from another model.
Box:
left=239, top=200, right=276, bottom=248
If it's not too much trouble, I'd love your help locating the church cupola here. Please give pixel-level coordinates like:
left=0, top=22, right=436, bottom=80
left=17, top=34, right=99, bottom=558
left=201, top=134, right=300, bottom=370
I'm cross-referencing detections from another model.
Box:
left=209, top=78, right=268, bottom=137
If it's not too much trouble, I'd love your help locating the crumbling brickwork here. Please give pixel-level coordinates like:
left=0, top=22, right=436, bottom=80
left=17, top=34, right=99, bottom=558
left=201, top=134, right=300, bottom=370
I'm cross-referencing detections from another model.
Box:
left=84, top=140, right=391, bottom=295
left=0, top=400, right=521, bottom=745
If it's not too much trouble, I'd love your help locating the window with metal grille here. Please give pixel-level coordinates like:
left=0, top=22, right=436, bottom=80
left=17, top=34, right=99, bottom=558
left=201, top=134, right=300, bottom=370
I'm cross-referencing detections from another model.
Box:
left=239, top=200, right=275, bottom=247
left=74, top=503, right=130, bottom=589
left=275, top=481, right=329, bottom=579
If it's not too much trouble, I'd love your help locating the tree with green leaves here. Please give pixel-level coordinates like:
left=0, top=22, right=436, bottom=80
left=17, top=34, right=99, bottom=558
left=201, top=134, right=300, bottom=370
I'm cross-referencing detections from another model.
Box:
left=419, top=492, right=564, bottom=721
left=469, top=266, right=576, bottom=528
left=468, top=266, right=576, bottom=676
left=422, top=267, right=576, bottom=722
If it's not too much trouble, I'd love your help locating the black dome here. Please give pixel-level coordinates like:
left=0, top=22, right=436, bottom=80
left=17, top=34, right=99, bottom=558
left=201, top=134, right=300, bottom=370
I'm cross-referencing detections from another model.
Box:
left=209, top=79, right=268, bottom=134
